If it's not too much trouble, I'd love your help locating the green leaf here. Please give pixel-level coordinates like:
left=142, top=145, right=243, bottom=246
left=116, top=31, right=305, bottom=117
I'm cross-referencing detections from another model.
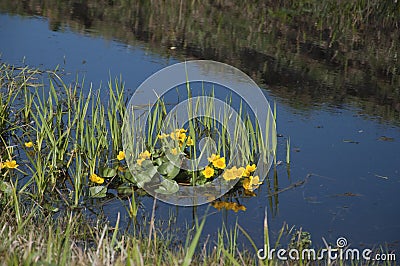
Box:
left=136, top=172, right=152, bottom=188
left=167, top=165, right=180, bottom=179
left=89, top=186, right=107, bottom=198
left=154, top=157, right=163, bottom=166
left=0, top=181, right=12, bottom=194
left=123, top=171, right=136, bottom=184
left=157, top=161, right=180, bottom=179
left=141, top=161, right=158, bottom=176
left=99, top=167, right=117, bottom=178
left=154, top=179, right=179, bottom=194
left=117, top=184, right=134, bottom=195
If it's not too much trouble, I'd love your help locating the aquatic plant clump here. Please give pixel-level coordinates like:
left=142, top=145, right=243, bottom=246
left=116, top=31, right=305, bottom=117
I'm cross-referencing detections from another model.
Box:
left=122, top=60, right=277, bottom=206
left=0, top=61, right=276, bottom=213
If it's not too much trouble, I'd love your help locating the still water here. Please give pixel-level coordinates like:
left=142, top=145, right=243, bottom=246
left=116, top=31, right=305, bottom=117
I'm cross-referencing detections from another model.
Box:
left=1, top=13, right=399, bottom=250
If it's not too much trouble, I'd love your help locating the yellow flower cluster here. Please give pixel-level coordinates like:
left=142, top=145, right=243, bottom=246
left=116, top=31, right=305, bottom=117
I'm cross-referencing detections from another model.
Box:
left=221, top=163, right=260, bottom=191
left=242, top=164, right=256, bottom=177
left=201, top=154, right=227, bottom=179
left=223, top=166, right=245, bottom=181
left=223, top=164, right=256, bottom=180
left=137, top=150, right=151, bottom=165
left=170, top=128, right=187, bottom=142
left=158, top=128, right=194, bottom=147
left=0, top=160, right=19, bottom=169
left=89, top=173, right=104, bottom=184
left=212, top=201, right=246, bottom=212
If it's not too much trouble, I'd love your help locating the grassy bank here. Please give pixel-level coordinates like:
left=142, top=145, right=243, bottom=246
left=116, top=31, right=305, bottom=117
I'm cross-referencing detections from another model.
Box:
left=0, top=193, right=260, bottom=265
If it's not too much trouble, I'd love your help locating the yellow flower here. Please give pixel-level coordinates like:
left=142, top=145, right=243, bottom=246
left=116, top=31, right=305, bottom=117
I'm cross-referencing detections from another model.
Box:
left=212, top=157, right=226, bottom=169
left=117, top=151, right=125, bottom=161
left=247, top=164, right=257, bottom=172
left=179, top=133, right=187, bottom=142
left=89, top=173, right=104, bottom=184
left=202, top=166, right=215, bottom=178
left=242, top=175, right=262, bottom=191
left=235, top=167, right=245, bottom=176
left=223, top=169, right=236, bottom=181
left=251, top=175, right=262, bottom=185
left=25, top=141, right=34, bottom=148
left=170, top=131, right=179, bottom=140
left=242, top=164, right=257, bottom=177
left=4, top=160, right=19, bottom=169
left=176, top=128, right=187, bottom=133
left=137, top=158, right=145, bottom=166
left=170, top=129, right=187, bottom=142
left=186, top=136, right=194, bottom=146
left=223, top=166, right=245, bottom=181
left=171, top=148, right=180, bottom=155
left=208, top=154, right=220, bottom=162
left=242, top=178, right=251, bottom=190
left=139, top=150, right=151, bottom=159
left=157, top=133, right=169, bottom=139
left=0, top=161, right=4, bottom=169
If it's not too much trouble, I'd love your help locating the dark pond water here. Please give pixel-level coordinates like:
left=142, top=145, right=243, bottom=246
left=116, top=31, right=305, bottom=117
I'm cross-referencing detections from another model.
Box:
left=1, top=3, right=399, bottom=253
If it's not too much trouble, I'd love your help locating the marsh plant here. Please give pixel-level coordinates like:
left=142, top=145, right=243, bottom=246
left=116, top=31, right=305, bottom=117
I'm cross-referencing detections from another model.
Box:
left=0, top=62, right=276, bottom=210
left=121, top=91, right=275, bottom=196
